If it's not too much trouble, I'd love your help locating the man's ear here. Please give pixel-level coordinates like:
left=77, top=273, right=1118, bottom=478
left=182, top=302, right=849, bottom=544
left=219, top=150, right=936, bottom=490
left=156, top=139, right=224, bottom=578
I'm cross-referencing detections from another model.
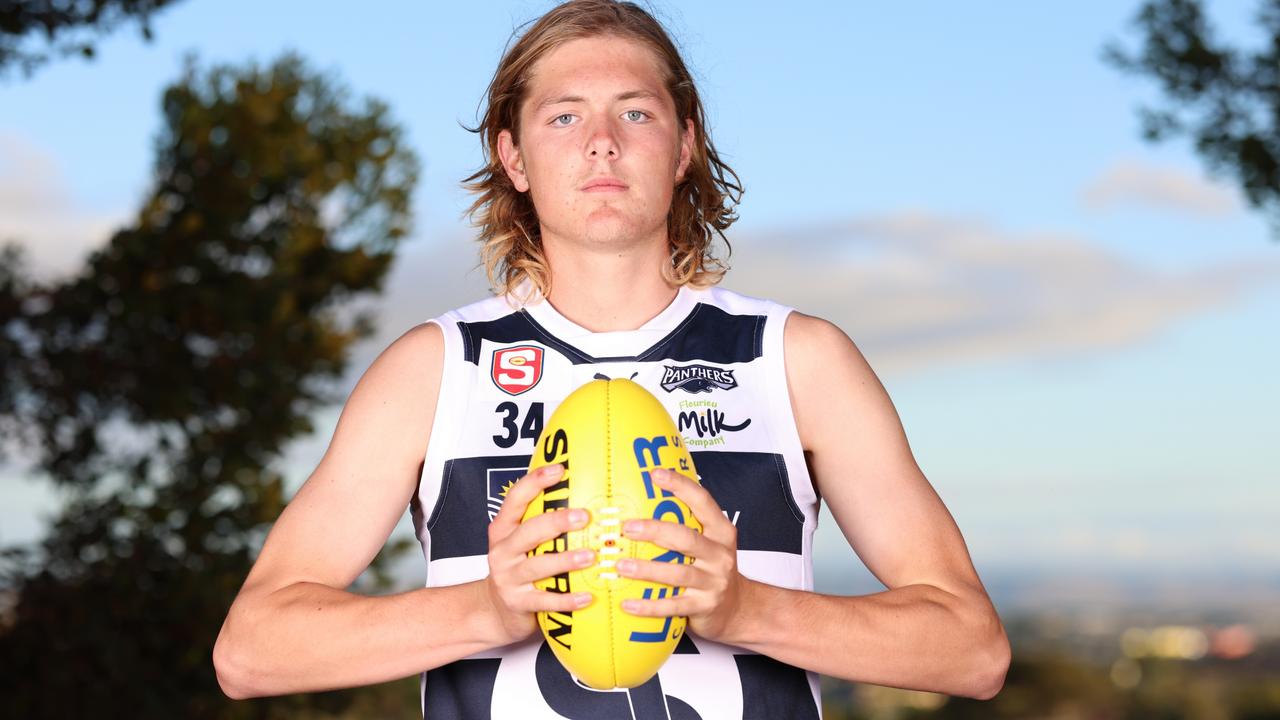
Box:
left=497, top=129, right=530, bottom=192
left=675, top=117, right=695, bottom=183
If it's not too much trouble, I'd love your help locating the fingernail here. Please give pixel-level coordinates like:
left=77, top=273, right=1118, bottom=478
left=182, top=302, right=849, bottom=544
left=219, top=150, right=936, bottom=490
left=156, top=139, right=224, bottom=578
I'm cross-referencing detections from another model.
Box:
left=575, top=550, right=594, bottom=564
left=543, top=464, right=564, bottom=476
left=623, top=520, right=642, bottom=534
left=617, top=559, right=635, bottom=573
left=569, top=509, right=588, bottom=524
left=576, top=592, right=592, bottom=607
left=622, top=600, right=638, bottom=611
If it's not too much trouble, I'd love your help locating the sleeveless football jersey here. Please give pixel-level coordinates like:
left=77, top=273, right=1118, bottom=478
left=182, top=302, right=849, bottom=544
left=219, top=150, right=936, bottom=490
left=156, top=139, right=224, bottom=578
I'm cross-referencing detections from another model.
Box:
left=409, top=279, right=824, bottom=719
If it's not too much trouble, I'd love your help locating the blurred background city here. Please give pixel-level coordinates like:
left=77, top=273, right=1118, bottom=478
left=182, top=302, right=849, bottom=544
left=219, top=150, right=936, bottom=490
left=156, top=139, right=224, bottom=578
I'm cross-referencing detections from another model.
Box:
left=1, top=0, right=1277, bottom=717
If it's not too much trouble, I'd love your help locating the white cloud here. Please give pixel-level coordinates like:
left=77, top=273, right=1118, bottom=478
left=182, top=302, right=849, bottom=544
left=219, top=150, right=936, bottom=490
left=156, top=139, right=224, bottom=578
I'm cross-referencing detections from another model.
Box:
left=1078, top=156, right=1240, bottom=216
left=0, top=129, right=132, bottom=283
left=722, top=211, right=1280, bottom=376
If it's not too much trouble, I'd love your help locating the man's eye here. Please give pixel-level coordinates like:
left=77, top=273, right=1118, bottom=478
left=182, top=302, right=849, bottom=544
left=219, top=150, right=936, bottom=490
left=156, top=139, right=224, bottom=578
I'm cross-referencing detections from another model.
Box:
left=553, top=114, right=574, bottom=126
left=625, top=110, right=649, bottom=122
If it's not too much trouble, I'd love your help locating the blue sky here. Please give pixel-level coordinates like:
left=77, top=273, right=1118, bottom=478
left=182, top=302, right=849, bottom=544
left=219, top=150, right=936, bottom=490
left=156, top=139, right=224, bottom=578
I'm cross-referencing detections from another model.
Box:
left=2, top=0, right=1277, bottom=593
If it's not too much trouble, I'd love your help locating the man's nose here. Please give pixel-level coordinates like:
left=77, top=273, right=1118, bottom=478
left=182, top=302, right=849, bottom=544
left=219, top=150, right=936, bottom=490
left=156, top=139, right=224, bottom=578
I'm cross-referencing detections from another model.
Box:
left=585, top=116, right=620, bottom=158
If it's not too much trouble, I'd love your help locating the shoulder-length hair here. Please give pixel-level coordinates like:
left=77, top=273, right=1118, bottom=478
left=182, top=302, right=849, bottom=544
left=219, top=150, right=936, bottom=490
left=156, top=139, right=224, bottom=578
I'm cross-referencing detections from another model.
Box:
left=460, top=0, right=744, bottom=302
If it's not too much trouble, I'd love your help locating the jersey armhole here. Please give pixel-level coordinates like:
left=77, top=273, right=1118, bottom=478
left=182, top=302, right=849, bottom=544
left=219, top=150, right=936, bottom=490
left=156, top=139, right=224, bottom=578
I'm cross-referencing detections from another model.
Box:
left=763, top=305, right=812, bottom=486
left=762, top=303, right=821, bottom=592
left=423, top=316, right=464, bottom=458
left=410, top=316, right=469, bottom=561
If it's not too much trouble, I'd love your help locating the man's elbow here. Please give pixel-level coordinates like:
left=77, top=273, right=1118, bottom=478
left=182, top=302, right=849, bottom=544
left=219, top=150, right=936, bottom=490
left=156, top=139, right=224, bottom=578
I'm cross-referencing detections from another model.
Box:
left=936, top=586, right=1012, bottom=700
left=970, top=618, right=1011, bottom=700
left=212, top=621, right=257, bottom=700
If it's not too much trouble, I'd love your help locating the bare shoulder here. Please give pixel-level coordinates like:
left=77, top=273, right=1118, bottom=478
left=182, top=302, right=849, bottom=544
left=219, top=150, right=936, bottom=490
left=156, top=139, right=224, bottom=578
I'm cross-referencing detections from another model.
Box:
left=781, top=310, right=989, bottom=599
left=317, top=320, right=445, bottom=478
left=356, top=320, right=446, bottom=405
left=782, top=310, right=874, bottom=375
left=237, top=320, right=446, bottom=598
left=781, top=310, right=888, bottom=453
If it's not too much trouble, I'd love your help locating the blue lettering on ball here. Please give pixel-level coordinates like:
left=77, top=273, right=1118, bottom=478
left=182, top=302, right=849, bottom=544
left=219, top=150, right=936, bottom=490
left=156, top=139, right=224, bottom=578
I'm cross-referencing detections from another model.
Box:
left=628, top=436, right=686, bottom=644
left=652, top=498, right=684, bottom=524
left=628, top=586, right=682, bottom=644
left=632, top=436, right=670, bottom=500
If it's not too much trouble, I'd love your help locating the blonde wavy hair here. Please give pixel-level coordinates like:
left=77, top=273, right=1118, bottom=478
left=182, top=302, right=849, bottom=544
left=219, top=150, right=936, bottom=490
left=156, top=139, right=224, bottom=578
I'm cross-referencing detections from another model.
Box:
left=460, top=0, right=744, bottom=302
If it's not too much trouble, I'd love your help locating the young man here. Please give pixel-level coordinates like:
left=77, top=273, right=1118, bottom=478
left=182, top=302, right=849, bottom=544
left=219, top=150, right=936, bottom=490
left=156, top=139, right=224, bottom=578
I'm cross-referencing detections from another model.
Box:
left=213, top=1, right=1010, bottom=716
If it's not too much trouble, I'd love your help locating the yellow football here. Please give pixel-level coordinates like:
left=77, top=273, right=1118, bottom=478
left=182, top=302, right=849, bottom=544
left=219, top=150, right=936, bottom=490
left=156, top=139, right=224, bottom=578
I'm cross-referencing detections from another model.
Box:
left=521, top=377, right=702, bottom=690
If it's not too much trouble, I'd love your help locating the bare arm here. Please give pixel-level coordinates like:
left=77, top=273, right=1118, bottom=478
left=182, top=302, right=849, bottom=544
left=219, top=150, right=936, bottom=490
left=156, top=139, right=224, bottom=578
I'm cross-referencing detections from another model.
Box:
left=212, top=322, right=602, bottom=700
left=212, top=322, right=484, bottom=698
left=217, top=579, right=502, bottom=699
left=725, top=312, right=1010, bottom=700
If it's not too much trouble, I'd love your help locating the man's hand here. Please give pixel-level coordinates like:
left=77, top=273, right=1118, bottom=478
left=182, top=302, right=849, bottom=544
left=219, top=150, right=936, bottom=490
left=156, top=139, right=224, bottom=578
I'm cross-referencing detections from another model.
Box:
left=482, top=463, right=597, bottom=647
left=616, top=467, right=751, bottom=644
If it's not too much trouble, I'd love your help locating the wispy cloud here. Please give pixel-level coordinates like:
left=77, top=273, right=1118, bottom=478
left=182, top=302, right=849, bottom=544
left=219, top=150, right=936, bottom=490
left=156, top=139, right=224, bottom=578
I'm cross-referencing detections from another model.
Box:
left=723, top=211, right=1280, bottom=376
left=1078, top=156, right=1240, bottom=216
left=0, top=129, right=131, bottom=283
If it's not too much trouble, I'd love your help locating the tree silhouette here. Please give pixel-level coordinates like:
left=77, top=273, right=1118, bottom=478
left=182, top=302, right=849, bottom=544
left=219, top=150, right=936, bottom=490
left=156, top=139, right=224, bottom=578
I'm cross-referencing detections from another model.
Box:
left=0, top=0, right=189, bottom=80
left=1103, top=0, right=1280, bottom=243
left=0, top=50, right=421, bottom=717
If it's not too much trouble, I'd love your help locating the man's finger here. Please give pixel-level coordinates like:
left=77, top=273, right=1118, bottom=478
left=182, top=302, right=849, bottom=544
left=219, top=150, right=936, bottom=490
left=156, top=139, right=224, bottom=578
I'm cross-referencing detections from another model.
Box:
left=508, top=504, right=590, bottom=555
left=488, top=463, right=565, bottom=541
left=653, top=468, right=735, bottom=547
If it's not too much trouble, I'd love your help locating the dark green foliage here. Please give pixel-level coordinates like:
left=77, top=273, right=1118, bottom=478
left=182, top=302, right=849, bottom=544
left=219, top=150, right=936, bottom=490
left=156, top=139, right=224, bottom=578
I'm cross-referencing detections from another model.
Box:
left=0, top=50, right=421, bottom=717
left=0, top=0, right=189, bottom=80
left=1103, top=0, right=1280, bottom=242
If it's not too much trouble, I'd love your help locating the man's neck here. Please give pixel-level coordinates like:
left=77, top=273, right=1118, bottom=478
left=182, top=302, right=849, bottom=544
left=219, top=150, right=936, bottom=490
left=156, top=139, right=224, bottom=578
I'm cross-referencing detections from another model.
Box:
left=539, top=236, right=680, bottom=333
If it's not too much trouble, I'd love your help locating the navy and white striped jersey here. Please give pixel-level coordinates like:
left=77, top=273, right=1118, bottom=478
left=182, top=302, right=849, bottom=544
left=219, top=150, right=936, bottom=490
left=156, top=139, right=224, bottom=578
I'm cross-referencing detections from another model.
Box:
left=410, top=279, right=824, bottom=719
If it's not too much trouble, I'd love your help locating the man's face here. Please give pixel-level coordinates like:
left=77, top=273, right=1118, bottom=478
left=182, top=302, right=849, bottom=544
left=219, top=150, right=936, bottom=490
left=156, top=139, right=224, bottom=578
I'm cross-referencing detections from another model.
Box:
left=498, top=35, right=694, bottom=253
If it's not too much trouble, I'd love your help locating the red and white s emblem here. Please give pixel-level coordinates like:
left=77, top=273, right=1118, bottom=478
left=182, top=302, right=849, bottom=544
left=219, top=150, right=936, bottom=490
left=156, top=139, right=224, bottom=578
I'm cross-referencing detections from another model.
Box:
left=492, top=345, right=544, bottom=395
